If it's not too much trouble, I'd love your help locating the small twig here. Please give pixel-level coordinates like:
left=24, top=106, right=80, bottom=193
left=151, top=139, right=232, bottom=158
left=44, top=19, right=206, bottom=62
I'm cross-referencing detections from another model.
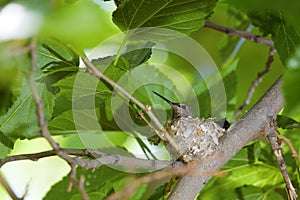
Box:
left=233, top=47, right=275, bottom=120
left=265, top=120, right=297, bottom=200
left=275, top=130, right=300, bottom=163
left=78, top=176, right=88, bottom=199
left=137, top=111, right=161, bottom=137
left=68, top=165, right=89, bottom=200
left=0, top=173, right=22, bottom=200
left=204, top=21, right=276, bottom=121
left=204, top=21, right=274, bottom=49
left=106, top=163, right=219, bottom=200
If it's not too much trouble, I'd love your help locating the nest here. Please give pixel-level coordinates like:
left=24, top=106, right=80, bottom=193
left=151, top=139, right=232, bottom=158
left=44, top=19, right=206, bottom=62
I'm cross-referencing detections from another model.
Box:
left=164, top=117, right=225, bottom=162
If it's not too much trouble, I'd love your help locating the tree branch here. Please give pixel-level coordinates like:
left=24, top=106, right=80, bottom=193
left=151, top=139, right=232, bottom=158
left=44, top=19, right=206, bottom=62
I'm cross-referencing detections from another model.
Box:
left=0, top=148, right=184, bottom=171
left=169, top=76, right=284, bottom=199
left=0, top=173, right=23, bottom=200
left=267, top=129, right=297, bottom=200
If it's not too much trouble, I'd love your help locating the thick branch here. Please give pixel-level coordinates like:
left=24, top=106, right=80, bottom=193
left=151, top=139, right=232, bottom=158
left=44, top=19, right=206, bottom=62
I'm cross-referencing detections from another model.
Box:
left=169, top=77, right=284, bottom=199
left=0, top=148, right=183, bottom=171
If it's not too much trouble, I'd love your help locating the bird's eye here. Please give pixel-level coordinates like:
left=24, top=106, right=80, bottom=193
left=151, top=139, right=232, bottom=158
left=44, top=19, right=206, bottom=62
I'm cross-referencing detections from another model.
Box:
left=180, top=104, right=186, bottom=109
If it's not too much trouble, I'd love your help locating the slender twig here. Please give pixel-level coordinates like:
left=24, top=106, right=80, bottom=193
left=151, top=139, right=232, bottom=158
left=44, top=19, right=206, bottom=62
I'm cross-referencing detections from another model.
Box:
left=265, top=121, right=297, bottom=200
left=137, top=111, right=161, bottom=137
left=204, top=21, right=276, bottom=121
left=68, top=165, right=89, bottom=200
left=275, top=130, right=300, bottom=163
left=204, top=21, right=274, bottom=49
left=233, top=47, right=275, bottom=120
left=78, top=176, right=89, bottom=199
left=67, top=164, right=76, bottom=192
left=0, top=173, right=22, bottom=200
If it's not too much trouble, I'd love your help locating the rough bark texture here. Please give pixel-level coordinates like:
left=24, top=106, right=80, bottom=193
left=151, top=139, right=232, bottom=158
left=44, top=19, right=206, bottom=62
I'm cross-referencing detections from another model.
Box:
left=169, top=77, right=284, bottom=200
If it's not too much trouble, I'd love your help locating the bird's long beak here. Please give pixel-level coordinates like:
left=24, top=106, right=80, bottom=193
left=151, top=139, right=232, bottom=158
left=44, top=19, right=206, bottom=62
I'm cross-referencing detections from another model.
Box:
left=152, top=91, right=175, bottom=105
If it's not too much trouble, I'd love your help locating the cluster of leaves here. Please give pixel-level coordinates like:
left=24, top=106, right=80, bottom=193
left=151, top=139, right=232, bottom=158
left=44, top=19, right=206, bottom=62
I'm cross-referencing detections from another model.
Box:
left=0, top=0, right=300, bottom=199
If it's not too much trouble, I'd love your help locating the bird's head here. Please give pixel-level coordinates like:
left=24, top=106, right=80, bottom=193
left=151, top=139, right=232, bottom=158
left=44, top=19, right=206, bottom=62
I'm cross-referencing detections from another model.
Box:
left=153, top=91, right=194, bottom=119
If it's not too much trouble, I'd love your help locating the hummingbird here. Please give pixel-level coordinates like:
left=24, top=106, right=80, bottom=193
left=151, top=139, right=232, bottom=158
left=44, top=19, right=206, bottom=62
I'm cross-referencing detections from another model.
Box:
left=152, top=91, right=230, bottom=129
left=152, top=91, right=227, bottom=162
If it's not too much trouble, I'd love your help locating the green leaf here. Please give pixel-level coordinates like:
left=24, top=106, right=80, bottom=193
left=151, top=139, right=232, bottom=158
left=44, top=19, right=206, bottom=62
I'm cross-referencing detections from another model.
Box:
left=44, top=166, right=127, bottom=200
left=52, top=72, right=111, bottom=103
left=122, top=41, right=155, bottom=68
left=276, top=115, right=300, bottom=129
left=129, top=184, right=147, bottom=200
left=0, top=83, right=54, bottom=146
left=37, top=38, right=79, bottom=92
left=201, top=142, right=287, bottom=199
left=201, top=164, right=284, bottom=199
left=248, top=10, right=300, bottom=64
left=49, top=109, right=129, bottom=150
left=38, top=38, right=79, bottom=69
left=48, top=110, right=77, bottom=133
left=0, top=143, right=11, bottom=159
left=112, top=0, right=218, bottom=34
left=0, top=130, right=14, bottom=149
left=224, top=143, right=261, bottom=169
left=228, top=0, right=300, bottom=63
left=148, top=184, right=166, bottom=200
left=92, top=41, right=155, bottom=71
